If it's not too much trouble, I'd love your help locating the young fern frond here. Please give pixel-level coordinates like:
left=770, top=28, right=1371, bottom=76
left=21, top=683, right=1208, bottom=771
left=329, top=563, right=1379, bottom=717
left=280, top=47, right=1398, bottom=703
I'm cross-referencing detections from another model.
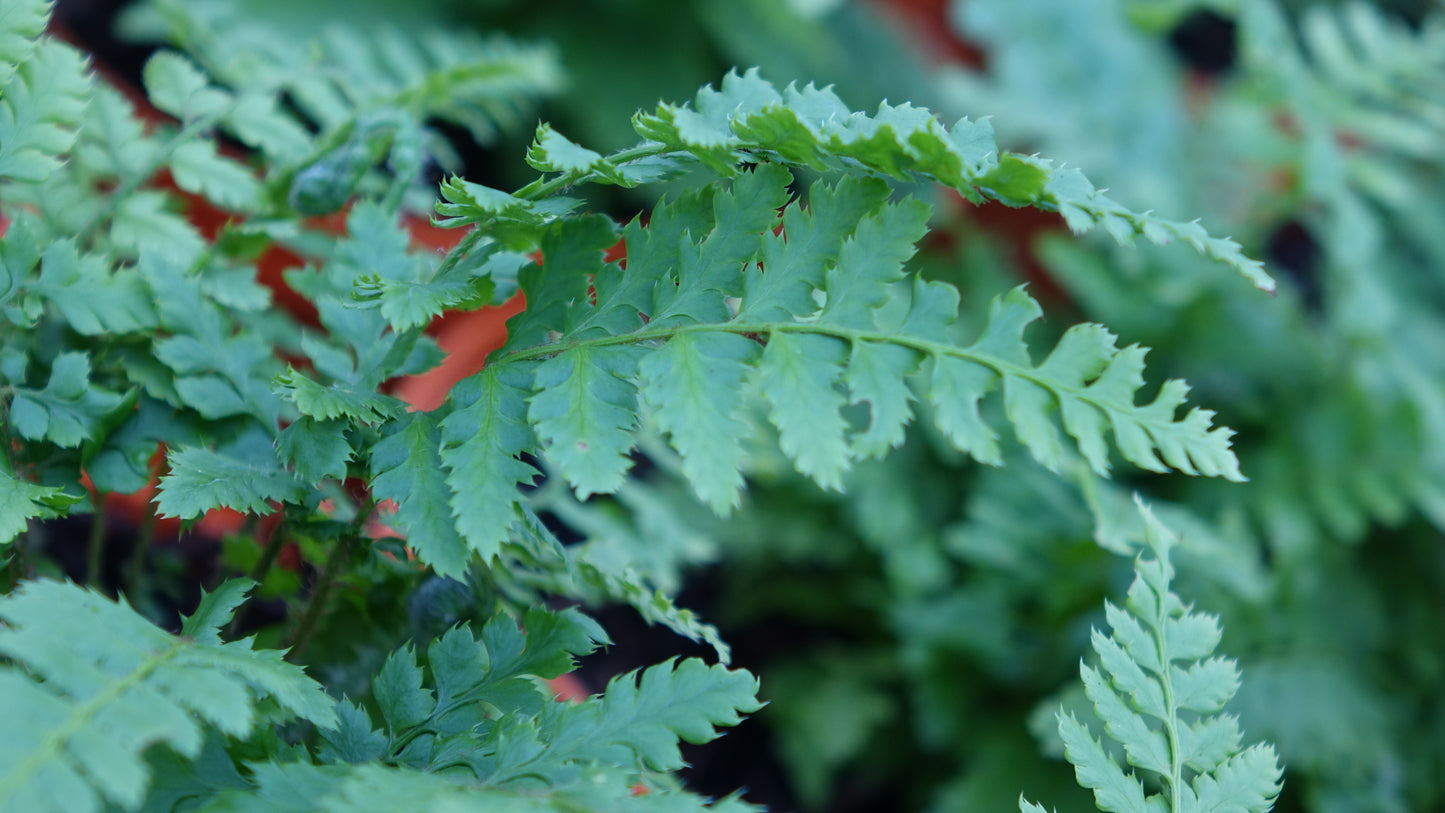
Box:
left=1020, top=501, right=1283, bottom=813
left=0, top=580, right=335, bottom=813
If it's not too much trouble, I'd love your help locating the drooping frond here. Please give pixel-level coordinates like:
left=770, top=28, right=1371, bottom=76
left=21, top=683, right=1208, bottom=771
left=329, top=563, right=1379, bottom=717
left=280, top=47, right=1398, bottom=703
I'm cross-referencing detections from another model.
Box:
left=0, top=580, right=335, bottom=813
left=1020, top=501, right=1283, bottom=813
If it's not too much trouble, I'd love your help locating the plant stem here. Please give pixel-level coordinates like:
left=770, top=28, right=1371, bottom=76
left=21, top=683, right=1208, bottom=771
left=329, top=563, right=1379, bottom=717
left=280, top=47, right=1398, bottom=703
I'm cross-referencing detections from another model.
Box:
left=223, top=515, right=289, bottom=640
left=125, top=497, right=158, bottom=596
left=86, top=498, right=108, bottom=591
left=125, top=452, right=166, bottom=596
left=247, top=517, right=289, bottom=587
left=285, top=497, right=373, bottom=661
left=284, top=532, right=353, bottom=662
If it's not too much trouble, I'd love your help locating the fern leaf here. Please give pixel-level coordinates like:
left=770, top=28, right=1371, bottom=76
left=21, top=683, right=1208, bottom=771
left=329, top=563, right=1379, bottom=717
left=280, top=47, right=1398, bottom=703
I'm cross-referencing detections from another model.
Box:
left=351, top=247, right=512, bottom=333
left=156, top=435, right=304, bottom=519
left=640, top=332, right=757, bottom=513
left=628, top=70, right=1272, bottom=291
left=110, top=190, right=206, bottom=264
left=528, top=346, right=644, bottom=499
left=369, top=412, right=471, bottom=578
left=0, top=579, right=334, bottom=813
left=275, top=416, right=353, bottom=483
left=739, top=176, right=892, bottom=323
left=8, top=352, right=129, bottom=448
left=487, top=658, right=763, bottom=783
left=756, top=332, right=851, bottom=490
left=439, top=365, right=540, bottom=561
left=274, top=368, right=403, bottom=424
left=0, top=0, right=49, bottom=89
left=0, top=469, right=80, bottom=545
left=168, top=139, right=262, bottom=212
left=0, top=38, right=90, bottom=184
left=141, top=51, right=231, bottom=124
left=424, top=162, right=1247, bottom=550
left=30, top=240, right=158, bottom=335
left=316, top=608, right=605, bottom=770
left=1024, top=502, right=1282, bottom=813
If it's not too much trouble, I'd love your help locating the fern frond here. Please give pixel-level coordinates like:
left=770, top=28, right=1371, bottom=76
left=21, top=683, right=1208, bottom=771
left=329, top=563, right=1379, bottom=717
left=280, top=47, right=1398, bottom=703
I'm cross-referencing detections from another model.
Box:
left=0, top=37, right=91, bottom=185
left=1020, top=501, right=1282, bottom=813
left=418, top=161, right=1247, bottom=564
left=484, top=657, right=764, bottom=784
left=317, top=609, right=605, bottom=765
left=194, top=760, right=758, bottom=812
left=0, top=469, right=80, bottom=546
left=156, top=432, right=304, bottom=519
left=0, top=579, right=334, bottom=813
left=500, top=69, right=1267, bottom=292
left=7, top=352, right=130, bottom=448
left=0, top=0, right=49, bottom=89
left=369, top=412, right=472, bottom=578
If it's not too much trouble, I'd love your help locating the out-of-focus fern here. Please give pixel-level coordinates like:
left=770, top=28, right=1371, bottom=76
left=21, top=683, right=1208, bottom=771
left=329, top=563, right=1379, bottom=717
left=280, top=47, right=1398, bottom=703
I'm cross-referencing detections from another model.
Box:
left=0, top=579, right=334, bottom=813
left=1020, top=501, right=1282, bottom=813
left=123, top=0, right=561, bottom=215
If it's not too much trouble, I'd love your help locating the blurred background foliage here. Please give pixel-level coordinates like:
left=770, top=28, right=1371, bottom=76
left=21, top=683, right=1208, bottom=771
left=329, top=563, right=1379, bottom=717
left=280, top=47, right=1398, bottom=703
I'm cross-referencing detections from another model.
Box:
left=53, top=0, right=1445, bottom=810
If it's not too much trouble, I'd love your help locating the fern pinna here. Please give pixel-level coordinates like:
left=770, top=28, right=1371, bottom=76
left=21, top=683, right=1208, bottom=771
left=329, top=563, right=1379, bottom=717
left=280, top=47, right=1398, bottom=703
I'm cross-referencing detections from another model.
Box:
left=1021, top=503, right=1283, bottom=813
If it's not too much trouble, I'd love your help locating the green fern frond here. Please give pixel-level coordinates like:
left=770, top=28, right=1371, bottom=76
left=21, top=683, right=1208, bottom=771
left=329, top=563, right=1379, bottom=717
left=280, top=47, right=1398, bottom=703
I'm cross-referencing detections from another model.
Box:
left=1020, top=501, right=1283, bottom=813
left=483, top=657, right=764, bottom=784
left=0, top=469, right=80, bottom=546
left=7, top=352, right=130, bottom=448
left=0, top=579, right=334, bottom=813
left=369, top=412, right=472, bottom=578
left=502, top=69, right=1269, bottom=292
left=156, top=430, right=305, bottom=519
left=0, top=0, right=50, bottom=89
left=0, top=37, right=91, bottom=185
left=194, top=760, right=759, bottom=812
left=416, top=160, right=1247, bottom=564
left=317, top=608, right=605, bottom=769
